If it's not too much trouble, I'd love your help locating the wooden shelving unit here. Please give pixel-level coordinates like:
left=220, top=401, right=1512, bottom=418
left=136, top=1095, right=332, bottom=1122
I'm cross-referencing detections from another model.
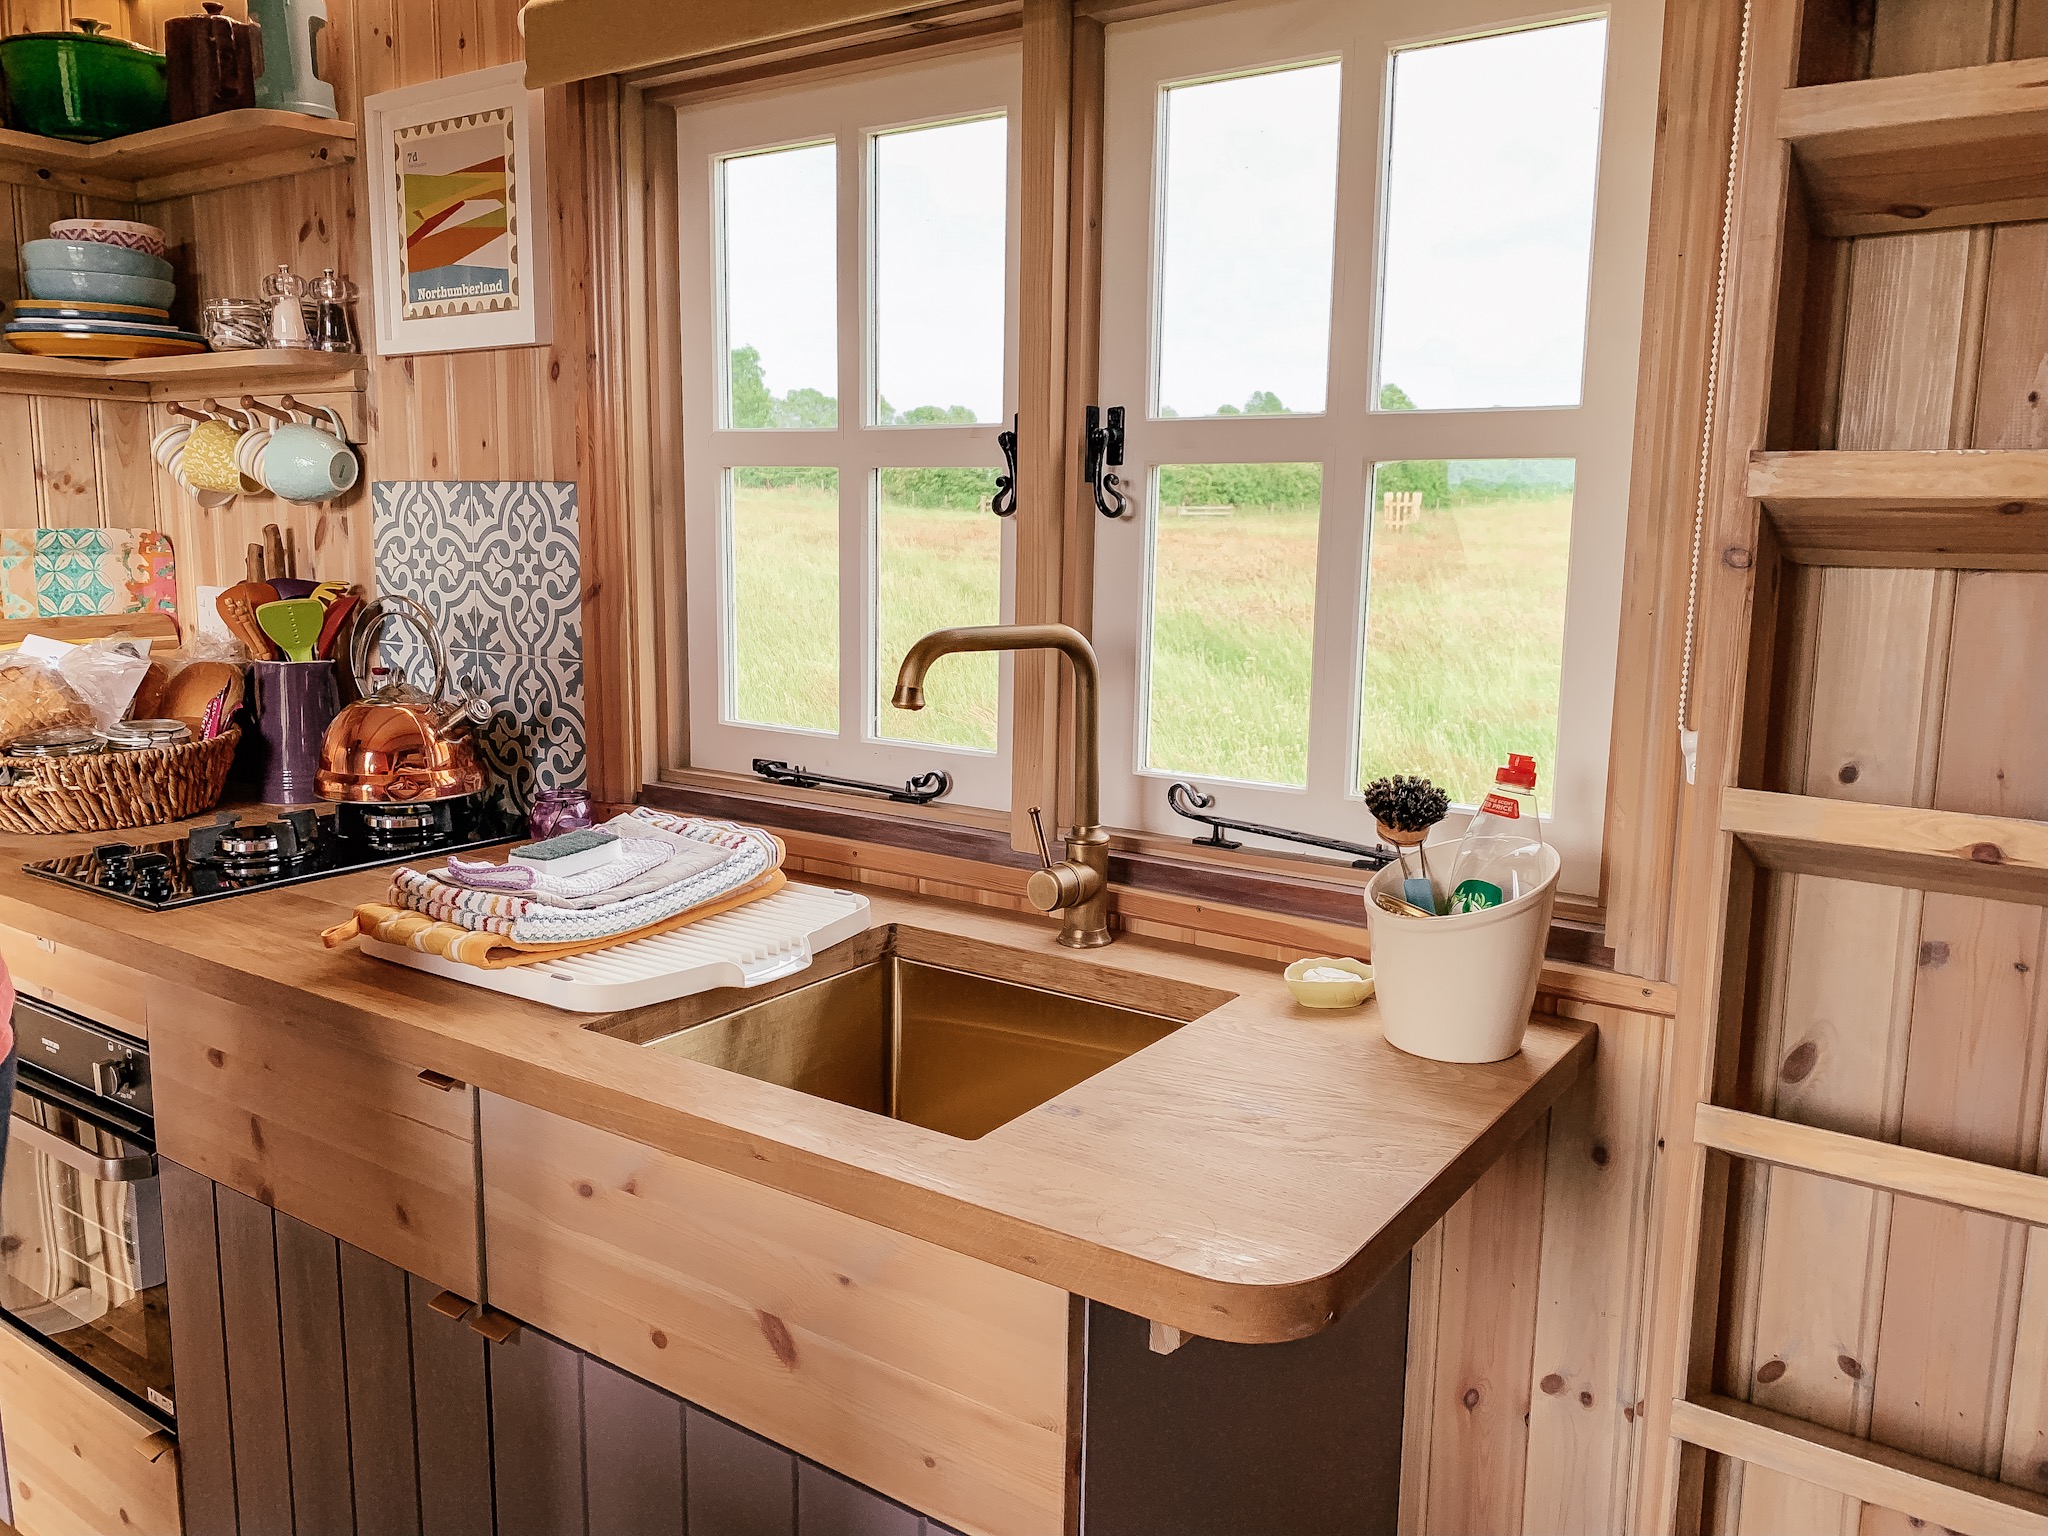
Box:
left=0, top=110, right=356, bottom=203
left=1749, top=450, right=2048, bottom=569
left=0, top=347, right=365, bottom=402
left=1721, top=788, right=2048, bottom=903
left=1779, top=56, right=2048, bottom=236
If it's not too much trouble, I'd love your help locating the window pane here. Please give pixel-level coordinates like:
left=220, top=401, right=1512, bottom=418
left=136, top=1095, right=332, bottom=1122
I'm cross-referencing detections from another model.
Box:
left=875, top=469, right=1002, bottom=751
left=729, top=468, right=838, bottom=729
left=1144, top=464, right=1321, bottom=785
left=1154, top=64, right=1341, bottom=420
left=1375, top=20, right=1607, bottom=411
left=721, top=143, right=838, bottom=428
left=874, top=117, right=1008, bottom=426
left=1357, top=460, right=1573, bottom=809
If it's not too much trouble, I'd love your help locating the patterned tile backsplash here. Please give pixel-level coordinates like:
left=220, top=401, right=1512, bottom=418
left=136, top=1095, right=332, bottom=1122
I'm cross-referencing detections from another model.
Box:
left=372, top=482, right=583, bottom=814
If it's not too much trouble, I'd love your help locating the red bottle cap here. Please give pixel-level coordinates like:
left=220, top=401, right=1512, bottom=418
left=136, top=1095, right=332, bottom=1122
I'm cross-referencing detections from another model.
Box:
left=1497, top=753, right=1537, bottom=789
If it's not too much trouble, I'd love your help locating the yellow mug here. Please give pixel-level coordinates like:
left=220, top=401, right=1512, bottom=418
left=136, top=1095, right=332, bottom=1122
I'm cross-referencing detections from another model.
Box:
left=179, top=419, right=244, bottom=495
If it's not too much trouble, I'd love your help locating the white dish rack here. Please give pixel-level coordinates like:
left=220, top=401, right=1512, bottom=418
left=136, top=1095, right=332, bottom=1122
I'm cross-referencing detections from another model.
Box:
left=360, top=883, right=872, bottom=1013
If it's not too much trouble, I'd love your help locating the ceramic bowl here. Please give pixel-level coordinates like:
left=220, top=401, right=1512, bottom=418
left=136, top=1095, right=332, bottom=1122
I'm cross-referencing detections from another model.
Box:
left=1283, top=956, right=1376, bottom=1009
left=21, top=239, right=174, bottom=282
left=22, top=269, right=177, bottom=309
left=47, top=219, right=169, bottom=260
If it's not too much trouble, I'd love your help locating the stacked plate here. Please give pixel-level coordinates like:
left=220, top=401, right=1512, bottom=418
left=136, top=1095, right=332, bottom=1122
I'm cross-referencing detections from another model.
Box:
left=6, top=224, right=203, bottom=361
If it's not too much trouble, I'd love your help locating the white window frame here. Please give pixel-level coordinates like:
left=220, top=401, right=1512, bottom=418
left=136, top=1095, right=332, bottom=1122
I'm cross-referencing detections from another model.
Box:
left=1093, top=0, right=1662, bottom=896
left=675, top=46, right=1025, bottom=808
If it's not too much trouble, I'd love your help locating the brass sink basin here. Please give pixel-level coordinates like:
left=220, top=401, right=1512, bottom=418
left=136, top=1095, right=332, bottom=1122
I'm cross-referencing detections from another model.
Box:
left=603, top=926, right=1225, bottom=1140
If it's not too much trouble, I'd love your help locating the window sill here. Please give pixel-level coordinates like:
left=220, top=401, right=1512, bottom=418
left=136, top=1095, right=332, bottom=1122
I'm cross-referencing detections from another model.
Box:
left=639, top=774, right=1618, bottom=972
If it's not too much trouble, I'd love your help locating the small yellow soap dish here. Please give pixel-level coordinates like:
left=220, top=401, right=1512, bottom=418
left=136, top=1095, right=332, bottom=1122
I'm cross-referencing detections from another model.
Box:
left=1284, top=956, right=1375, bottom=1009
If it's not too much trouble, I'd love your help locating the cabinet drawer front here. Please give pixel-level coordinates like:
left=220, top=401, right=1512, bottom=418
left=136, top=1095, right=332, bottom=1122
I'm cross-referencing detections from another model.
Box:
left=480, top=1094, right=1070, bottom=1536
left=0, top=1324, right=181, bottom=1536
left=0, top=922, right=151, bottom=1040
left=149, top=980, right=480, bottom=1295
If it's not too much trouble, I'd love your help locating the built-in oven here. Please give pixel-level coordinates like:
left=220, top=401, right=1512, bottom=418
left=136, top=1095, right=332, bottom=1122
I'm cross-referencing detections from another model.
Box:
left=1, top=997, right=171, bottom=1425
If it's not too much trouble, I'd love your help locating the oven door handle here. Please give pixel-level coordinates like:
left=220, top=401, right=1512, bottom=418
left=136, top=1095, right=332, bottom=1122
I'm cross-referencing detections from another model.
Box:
left=7, top=1112, right=157, bottom=1182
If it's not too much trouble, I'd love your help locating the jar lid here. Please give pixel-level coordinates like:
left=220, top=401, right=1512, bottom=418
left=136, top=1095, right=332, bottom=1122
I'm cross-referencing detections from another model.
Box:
left=8, top=727, right=104, bottom=757
left=97, top=719, right=191, bottom=750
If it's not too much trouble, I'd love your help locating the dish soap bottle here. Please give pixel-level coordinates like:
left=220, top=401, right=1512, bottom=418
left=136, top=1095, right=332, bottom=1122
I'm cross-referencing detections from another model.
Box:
left=1446, top=753, right=1544, bottom=913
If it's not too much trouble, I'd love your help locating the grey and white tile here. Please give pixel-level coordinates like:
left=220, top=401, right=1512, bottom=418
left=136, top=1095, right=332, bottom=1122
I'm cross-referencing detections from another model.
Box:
left=371, top=481, right=581, bottom=658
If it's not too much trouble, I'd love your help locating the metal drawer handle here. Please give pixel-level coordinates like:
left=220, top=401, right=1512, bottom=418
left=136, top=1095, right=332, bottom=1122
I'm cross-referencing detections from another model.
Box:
left=8, top=1113, right=156, bottom=1181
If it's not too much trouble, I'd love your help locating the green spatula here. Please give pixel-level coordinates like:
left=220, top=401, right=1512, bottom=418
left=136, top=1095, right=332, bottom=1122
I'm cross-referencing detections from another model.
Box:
left=255, top=598, right=327, bottom=663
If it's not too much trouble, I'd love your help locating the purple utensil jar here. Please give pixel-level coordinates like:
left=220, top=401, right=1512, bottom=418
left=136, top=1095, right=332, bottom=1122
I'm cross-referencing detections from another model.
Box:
left=249, top=659, right=341, bottom=805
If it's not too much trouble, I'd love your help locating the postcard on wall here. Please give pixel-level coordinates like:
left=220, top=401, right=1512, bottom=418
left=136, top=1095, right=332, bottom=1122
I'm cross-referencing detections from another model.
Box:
left=365, top=64, right=551, bottom=355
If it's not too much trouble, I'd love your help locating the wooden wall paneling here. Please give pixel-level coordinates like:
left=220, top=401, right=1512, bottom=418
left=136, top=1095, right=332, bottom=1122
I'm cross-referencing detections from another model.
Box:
left=487, top=1325, right=589, bottom=1536
left=31, top=396, right=98, bottom=527
left=337, top=1244, right=423, bottom=1536
left=1008, top=0, right=1073, bottom=854
left=213, top=1186, right=294, bottom=1536
left=0, top=395, right=37, bottom=515
left=406, top=1272, right=494, bottom=1536
left=1410, top=1118, right=1550, bottom=1536
left=1521, top=1003, right=1672, bottom=1536
left=161, top=1159, right=240, bottom=1536
left=1865, top=0, right=2006, bottom=76
left=1972, top=221, right=2048, bottom=450
left=1603, top=0, right=1746, bottom=979
left=643, top=92, right=689, bottom=775
left=2020, top=0, right=2048, bottom=56
left=686, top=1407, right=797, bottom=1536
left=581, top=1354, right=688, bottom=1535
left=1397, top=1222, right=1444, bottom=1536
left=94, top=399, right=160, bottom=529
left=275, top=1214, right=354, bottom=1536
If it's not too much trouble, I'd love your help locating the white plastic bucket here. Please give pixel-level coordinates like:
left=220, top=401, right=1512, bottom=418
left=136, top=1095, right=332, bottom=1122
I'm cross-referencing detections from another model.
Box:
left=1365, top=843, right=1561, bottom=1063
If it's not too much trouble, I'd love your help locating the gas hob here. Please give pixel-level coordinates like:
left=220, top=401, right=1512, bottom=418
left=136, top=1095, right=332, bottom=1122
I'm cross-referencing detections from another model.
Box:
left=25, top=800, right=519, bottom=911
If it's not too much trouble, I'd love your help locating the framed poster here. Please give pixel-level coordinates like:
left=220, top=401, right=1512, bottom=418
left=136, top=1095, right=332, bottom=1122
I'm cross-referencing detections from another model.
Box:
left=364, top=63, right=552, bottom=355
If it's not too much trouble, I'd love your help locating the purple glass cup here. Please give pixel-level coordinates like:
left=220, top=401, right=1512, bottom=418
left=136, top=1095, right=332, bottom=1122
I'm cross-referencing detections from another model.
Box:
left=249, top=659, right=341, bottom=805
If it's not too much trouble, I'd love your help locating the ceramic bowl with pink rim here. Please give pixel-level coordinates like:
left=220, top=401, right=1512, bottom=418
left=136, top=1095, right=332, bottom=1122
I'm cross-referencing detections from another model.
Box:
left=47, top=219, right=169, bottom=261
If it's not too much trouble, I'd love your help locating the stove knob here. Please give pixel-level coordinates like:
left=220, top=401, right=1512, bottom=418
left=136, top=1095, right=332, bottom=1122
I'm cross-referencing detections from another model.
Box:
left=93, top=1054, right=142, bottom=1100
left=95, top=842, right=136, bottom=888
left=130, top=852, right=172, bottom=902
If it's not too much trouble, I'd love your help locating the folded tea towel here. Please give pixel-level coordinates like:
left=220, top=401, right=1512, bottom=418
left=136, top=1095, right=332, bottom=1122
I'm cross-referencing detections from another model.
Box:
left=324, top=867, right=787, bottom=969
left=390, top=811, right=781, bottom=945
left=442, top=830, right=682, bottom=902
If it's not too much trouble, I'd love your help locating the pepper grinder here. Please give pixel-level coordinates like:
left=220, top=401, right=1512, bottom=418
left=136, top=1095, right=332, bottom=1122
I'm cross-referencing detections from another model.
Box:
left=309, top=268, right=357, bottom=352
left=262, top=265, right=311, bottom=349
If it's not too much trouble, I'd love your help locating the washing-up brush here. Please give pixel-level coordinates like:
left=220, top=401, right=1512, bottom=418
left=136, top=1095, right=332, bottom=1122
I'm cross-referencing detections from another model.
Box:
left=1363, top=774, right=1450, bottom=913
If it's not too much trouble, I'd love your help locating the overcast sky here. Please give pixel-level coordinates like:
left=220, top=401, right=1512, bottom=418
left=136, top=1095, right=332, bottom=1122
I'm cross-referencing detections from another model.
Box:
left=718, top=16, right=1608, bottom=422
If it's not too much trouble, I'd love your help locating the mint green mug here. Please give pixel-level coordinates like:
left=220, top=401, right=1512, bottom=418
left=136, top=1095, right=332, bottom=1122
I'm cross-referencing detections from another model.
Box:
left=262, top=405, right=359, bottom=503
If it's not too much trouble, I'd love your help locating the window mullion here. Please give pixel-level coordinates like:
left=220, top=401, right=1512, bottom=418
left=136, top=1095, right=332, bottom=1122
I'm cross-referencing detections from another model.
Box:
left=838, top=123, right=869, bottom=750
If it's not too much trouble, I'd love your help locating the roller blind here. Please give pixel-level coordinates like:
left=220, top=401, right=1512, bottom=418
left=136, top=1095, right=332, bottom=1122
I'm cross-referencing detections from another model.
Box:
left=520, top=0, right=923, bottom=87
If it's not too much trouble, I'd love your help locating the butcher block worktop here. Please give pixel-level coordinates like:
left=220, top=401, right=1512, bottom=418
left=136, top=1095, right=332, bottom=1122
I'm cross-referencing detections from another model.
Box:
left=0, top=813, right=1592, bottom=1344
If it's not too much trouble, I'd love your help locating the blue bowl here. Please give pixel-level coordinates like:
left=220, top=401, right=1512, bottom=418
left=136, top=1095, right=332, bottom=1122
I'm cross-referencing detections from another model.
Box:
left=22, top=269, right=177, bottom=309
left=20, top=239, right=173, bottom=282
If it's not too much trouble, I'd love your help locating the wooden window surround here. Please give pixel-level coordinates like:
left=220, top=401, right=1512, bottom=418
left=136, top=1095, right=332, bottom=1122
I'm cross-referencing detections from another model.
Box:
left=613, top=0, right=1708, bottom=977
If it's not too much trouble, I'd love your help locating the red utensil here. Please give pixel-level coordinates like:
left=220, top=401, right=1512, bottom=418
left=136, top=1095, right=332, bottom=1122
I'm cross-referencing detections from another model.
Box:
left=314, top=592, right=360, bottom=659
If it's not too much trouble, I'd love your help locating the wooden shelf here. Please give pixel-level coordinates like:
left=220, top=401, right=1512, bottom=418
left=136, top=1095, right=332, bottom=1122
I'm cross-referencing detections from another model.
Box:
left=1749, top=450, right=2048, bottom=569
left=1672, top=1396, right=2048, bottom=1536
left=1721, top=789, right=2048, bottom=904
left=1779, top=56, right=2048, bottom=237
left=0, top=110, right=356, bottom=203
left=1695, top=1104, right=2048, bottom=1228
left=0, top=348, right=365, bottom=402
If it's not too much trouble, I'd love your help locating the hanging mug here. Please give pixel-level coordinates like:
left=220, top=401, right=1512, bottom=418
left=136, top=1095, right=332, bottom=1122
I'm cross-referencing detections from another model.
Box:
left=262, top=405, right=360, bottom=503
left=178, top=417, right=244, bottom=495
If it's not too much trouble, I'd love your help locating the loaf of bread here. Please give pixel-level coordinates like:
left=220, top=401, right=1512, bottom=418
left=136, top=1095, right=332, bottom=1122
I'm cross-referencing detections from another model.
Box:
left=0, top=659, right=93, bottom=749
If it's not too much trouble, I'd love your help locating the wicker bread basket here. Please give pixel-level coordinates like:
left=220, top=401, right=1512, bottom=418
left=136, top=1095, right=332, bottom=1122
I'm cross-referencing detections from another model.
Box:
left=0, top=729, right=239, bottom=835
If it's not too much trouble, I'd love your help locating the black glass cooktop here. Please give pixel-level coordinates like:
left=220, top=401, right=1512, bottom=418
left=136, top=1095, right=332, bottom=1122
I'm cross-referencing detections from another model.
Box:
left=25, top=800, right=520, bottom=911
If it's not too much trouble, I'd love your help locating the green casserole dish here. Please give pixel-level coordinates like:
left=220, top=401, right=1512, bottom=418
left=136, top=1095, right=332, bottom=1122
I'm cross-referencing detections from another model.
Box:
left=0, top=20, right=169, bottom=142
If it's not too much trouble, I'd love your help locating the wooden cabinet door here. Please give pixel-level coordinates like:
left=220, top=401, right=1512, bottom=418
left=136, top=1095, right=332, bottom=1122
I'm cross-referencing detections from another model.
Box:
left=148, top=979, right=481, bottom=1296
left=479, top=1093, right=1072, bottom=1536
left=0, top=1324, right=181, bottom=1536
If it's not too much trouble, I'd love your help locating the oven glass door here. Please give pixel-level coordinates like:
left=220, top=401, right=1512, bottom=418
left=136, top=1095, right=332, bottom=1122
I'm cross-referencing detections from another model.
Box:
left=1, top=1069, right=172, bottom=1419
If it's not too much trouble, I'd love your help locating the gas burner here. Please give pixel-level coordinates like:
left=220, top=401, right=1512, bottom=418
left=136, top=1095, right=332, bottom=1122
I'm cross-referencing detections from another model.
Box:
left=26, top=795, right=518, bottom=911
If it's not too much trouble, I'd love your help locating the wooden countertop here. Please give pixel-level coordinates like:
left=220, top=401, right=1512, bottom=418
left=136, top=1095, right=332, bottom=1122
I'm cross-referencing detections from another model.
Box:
left=0, top=814, right=1593, bottom=1344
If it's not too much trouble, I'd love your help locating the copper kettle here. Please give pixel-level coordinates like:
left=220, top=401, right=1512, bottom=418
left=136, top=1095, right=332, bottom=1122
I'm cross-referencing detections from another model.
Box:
left=315, top=595, right=488, bottom=803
